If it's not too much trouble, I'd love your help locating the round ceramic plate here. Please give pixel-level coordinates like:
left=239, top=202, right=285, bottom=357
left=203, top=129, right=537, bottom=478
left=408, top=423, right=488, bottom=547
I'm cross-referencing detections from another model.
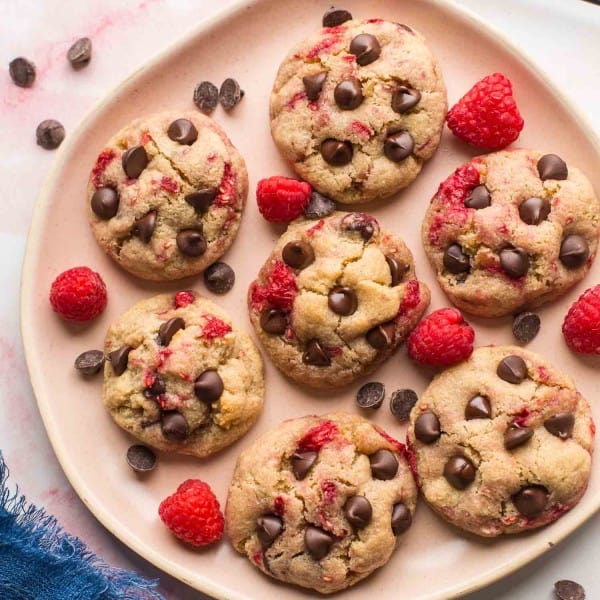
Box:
left=21, top=0, right=600, bottom=598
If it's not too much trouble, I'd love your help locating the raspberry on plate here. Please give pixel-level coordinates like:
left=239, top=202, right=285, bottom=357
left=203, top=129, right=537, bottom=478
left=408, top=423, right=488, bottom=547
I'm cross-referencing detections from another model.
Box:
left=158, top=479, right=224, bottom=547
left=446, top=72, right=524, bottom=151
left=407, top=307, right=474, bottom=367
left=49, top=266, right=107, bottom=322
left=562, top=285, right=600, bottom=354
left=256, top=176, right=311, bottom=223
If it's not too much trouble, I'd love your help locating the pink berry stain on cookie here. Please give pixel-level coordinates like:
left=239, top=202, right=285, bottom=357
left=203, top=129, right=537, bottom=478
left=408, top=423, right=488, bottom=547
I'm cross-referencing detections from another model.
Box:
left=158, top=176, right=178, bottom=193
left=91, top=149, right=116, bottom=188
left=297, top=420, right=339, bottom=452
left=398, top=280, right=421, bottom=314
left=201, top=315, right=232, bottom=340
left=214, top=163, right=236, bottom=207
left=250, top=261, right=298, bottom=312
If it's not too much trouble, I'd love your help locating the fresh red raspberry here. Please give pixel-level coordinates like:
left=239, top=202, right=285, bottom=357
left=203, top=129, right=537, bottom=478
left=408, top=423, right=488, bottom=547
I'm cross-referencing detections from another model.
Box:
left=562, top=285, right=600, bottom=354
left=256, top=176, right=311, bottom=223
left=446, top=73, right=524, bottom=150
left=407, top=308, right=475, bottom=367
left=49, top=266, right=107, bottom=322
left=158, top=479, right=224, bottom=547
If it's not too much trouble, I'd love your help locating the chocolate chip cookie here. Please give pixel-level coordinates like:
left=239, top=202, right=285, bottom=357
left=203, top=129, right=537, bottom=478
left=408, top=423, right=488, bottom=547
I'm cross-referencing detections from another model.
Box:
left=270, top=18, right=447, bottom=204
left=248, top=212, right=430, bottom=388
left=422, top=149, right=600, bottom=317
left=226, top=412, right=417, bottom=593
left=407, top=346, right=594, bottom=537
left=88, top=112, right=248, bottom=280
left=103, top=290, right=263, bottom=457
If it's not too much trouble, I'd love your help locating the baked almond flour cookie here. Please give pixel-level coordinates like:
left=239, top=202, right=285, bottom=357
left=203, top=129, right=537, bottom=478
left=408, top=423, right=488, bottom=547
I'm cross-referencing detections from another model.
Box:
left=226, top=412, right=417, bottom=593
left=248, top=212, right=430, bottom=388
left=270, top=18, right=447, bottom=204
left=88, top=112, right=248, bottom=280
left=407, top=346, right=594, bottom=537
left=103, top=291, right=263, bottom=457
left=422, top=149, right=600, bottom=317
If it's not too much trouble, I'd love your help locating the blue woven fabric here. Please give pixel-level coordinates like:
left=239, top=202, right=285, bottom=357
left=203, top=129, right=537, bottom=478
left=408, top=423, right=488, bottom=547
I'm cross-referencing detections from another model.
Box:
left=0, top=453, right=164, bottom=600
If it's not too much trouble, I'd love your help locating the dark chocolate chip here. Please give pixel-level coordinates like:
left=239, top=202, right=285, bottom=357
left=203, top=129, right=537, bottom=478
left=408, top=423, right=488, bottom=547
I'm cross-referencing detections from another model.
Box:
left=219, top=78, right=243, bottom=110
left=519, top=197, right=551, bottom=225
left=349, top=33, right=381, bottom=66
left=443, top=243, right=470, bottom=274
left=185, top=188, right=218, bottom=213
left=194, top=369, right=224, bottom=403
left=167, top=118, right=198, bottom=145
left=321, top=139, right=353, bottom=166
left=391, top=502, right=412, bottom=535
left=391, top=86, right=421, bottom=114
left=497, top=355, right=528, bottom=384
left=126, top=444, right=156, bottom=472
left=554, top=579, right=585, bottom=600
left=512, top=312, right=541, bottom=343
left=74, top=349, right=105, bottom=375
left=260, top=309, right=287, bottom=335
left=304, top=190, right=336, bottom=218
left=322, top=7, right=353, bottom=27
left=499, top=247, right=530, bottom=279
left=36, top=119, right=65, bottom=150
left=291, top=450, right=318, bottom=480
left=537, top=154, right=568, bottom=181
left=256, top=515, right=284, bottom=549
left=204, top=262, right=235, bottom=294
left=356, top=381, right=385, bottom=409
left=305, top=525, right=333, bottom=560
left=91, top=187, right=119, bottom=219
left=465, top=184, right=491, bottom=209
left=282, top=241, right=315, bottom=270
left=366, top=321, right=395, bottom=350
left=465, top=395, right=492, bottom=420
left=328, top=286, right=357, bottom=316
left=344, top=496, right=372, bottom=528
left=108, top=346, right=131, bottom=376
left=504, top=424, right=534, bottom=449
left=544, top=413, right=575, bottom=440
left=132, top=210, right=157, bottom=243
left=303, top=339, right=331, bottom=366
left=443, top=455, right=476, bottom=490
left=9, top=57, right=36, bottom=87
left=340, top=212, right=379, bottom=241
left=390, top=389, right=418, bottom=420
left=193, top=81, right=219, bottom=114
left=144, top=374, right=166, bottom=398
left=559, top=234, right=589, bottom=268
left=512, top=485, right=548, bottom=517
left=176, top=229, right=207, bottom=257
left=334, top=78, right=363, bottom=110
left=160, top=411, right=189, bottom=442
left=384, top=130, right=414, bottom=162
left=369, top=449, right=398, bottom=480
left=414, top=412, right=441, bottom=444
left=122, top=145, right=148, bottom=179
left=302, top=71, right=327, bottom=102
left=386, top=256, right=404, bottom=286
left=67, top=37, right=92, bottom=69
left=158, top=317, right=185, bottom=346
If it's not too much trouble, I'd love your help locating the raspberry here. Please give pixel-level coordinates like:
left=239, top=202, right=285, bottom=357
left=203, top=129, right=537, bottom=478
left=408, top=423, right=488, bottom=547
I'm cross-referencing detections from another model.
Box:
left=158, top=479, right=224, bottom=547
left=562, top=285, right=600, bottom=354
left=49, top=266, right=107, bottom=322
left=446, top=73, right=524, bottom=150
left=174, top=290, right=195, bottom=308
left=297, top=420, right=339, bottom=452
left=256, top=176, right=311, bottom=223
left=250, top=260, right=297, bottom=311
left=407, top=308, right=475, bottom=367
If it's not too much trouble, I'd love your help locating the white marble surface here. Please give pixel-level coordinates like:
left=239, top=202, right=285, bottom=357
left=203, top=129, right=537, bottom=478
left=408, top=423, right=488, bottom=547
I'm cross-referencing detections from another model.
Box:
left=1, top=0, right=599, bottom=598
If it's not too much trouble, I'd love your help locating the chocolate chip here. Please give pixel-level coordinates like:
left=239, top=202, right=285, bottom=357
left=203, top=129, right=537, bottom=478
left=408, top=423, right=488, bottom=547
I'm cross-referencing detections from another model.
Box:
left=554, top=579, right=586, bottom=600
left=36, top=119, right=65, bottom=150
left=160, top=411, right=189, bottom=442
left=9, top=57, right=36, bottom=87
left=390, top=389, right=418, bottom=420
left=167, top=118, right=198, bottom=145
left=132, top=210, right=157, bottom=243
left=74, top=350, right=105, bottom=375
left=122, top=145, right=148, bottom=179
left=193, top=81, right=219, bottom=114
left=349, top=33, right=381, bottom=66
left=328, top=286, right=357, bottom=316
left=519, top=197, right=551, bottom=225
left=185, top=188, right=217, bottom=213
left=302, top=71, right=327, bottom=102
left=537, top=154, right=568, bottom=181
left=414, top=412, right=441, bottom=444
left=497, top=355, right=528, bottom=384
left=386, top=256, right=405, bottom=286
left=391, top=502, right=412, bottom=535
left=559, top=234, right=589, bottom=268
left=126, top=444, right=156, bottom=472
left=144, top=374, right=166, bottom=398
left=303, top=339, right=331, bottom=366
left=384, top=130, right=414, bottom=162
left=512, top=312, right=541, bottom=343
left=204, top=262, right=235, bottom=294
left=91, top=187, right=119, bottom=219
left=321, top=139, right=353, bottom=166
left=444, top=455, right=476, bottom=490
left=340, top=212, right=379, bottom=241
left=194, top=369, right=224, bottom=403
left=304, top=191, right=336, bottom=218
left=108, top=346, right=131, bottom=376
left=366, top=322, right=395, bottom=350
left=465, top=184, right=491, bottom=209
left=256, top=515, right=284, bottom=549
left=344, top=496, right=372, bottom=528
left=219, top=78, right=244, bottom=110
left=443, top=243, right=470, bottom=274
left=176, top=229, right=207, bottom=257
left=158, top=317, right=185, bottom=346
left=500, top=247, right=530, bottom=279
left=322, top=7, right=353, bottom=27
left=260, top=309, right=287, bottom=335
left=292, top=450, right=318, bottom=480
left=67, top=37, right=92, bottom=69
left=369, top=449, right=398, bottom=480
left=544, top=413, right=575, bottom=440
left=465, top=395, right=492, bottom=420
left=512, top=485, right=548, bottom=517
left=334, top=78, right=363, bottom=110
left=504, top=424, right=534, bottom=449
left=282, top=241, right=315, bottom=270
left=305, top=525, right=333, bottom=560
left=356, top=381, right=385, bottom=409
left=391, top=86, right=421, bottom=113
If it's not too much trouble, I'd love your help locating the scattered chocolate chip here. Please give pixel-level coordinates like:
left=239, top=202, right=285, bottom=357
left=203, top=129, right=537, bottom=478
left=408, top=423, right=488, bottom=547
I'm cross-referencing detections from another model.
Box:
left=537, top=154, right=568, bottom=181
left=176, top=229, right=207, bottom=257
left=160, top=411, right=189, bottom=442
left=194, top=369, right=224, bottom=403
left=504, top=424, right=534, bottom=449
left=303, top=339, right=331, bottom=366
left=260, top=308, right=287, bottom=335
left=185, top=188, right=217, bottom=213
left=305, top=525, right=333, bottom=560
left=340, top=212, right=379, bottom=241
left=389, top=389, right=418, bottom=420
left=384, top=130, right=414, bottom=162
left=391, top=86, right=421, bottom=114
left=465, top=395, right=492, bottom=420
left=366, top=322, right=395, bottom=350
left=497, top=355, right=528, bottom=384
left=304, top=190, right=336, bottom=218
left=328, top=286, right=357, bottom=316
left=9, top=57, right=36, bottom=87
left=444, top=455, right=476, bottom=490
left=302, top=71, right=327, bottom=102
left=292, top=450, right=318, bottom=480
left=499, top=247, right=530, bottom=279
left=321, top=138, right=353, bottom=166
left=356, top=381, right=385, bottom=409
left=36, top=119, right=65, bottom=150
left=414, top=412, right=441, bottom=444
left=91, top=187, right=119, bottom=219
left=158, top=317, right=185, bottom=346
left=193, top=81, right=219, bottom=114
left=519, top=197, right=551, bottom=225
left=554, top=579, right=585, bottom=600
left=443, top=243, right=470, bottom=274
left=256, top=515, right=284, bottom=549
left=144, top=374, right=166, bottom=398
left=512, top=312, right=541, bottom=343
left=334, top=78, right=363, bottom=110
left=369, top=449, right=398, bottom=480
left=108, top=346, right=131, bottom=376
left=167, top=118, right=198, bottom=145
left=204, top=262, right=235, bottom=294
left=122, top=145, right=148, bottom=179
left=126, top=444, right=156, bottom=472
left=465, top=184, right=491, bottom=209
left=512, top=485, right=548, bottom=517
left=344, top=496, right=372, bottom=528
left=544, top=413, right=575, bottom=440
left=219, top=78, right=243, bottom=110
left=282, top=241, right=315, bottom=270
left=386, top=256, right=405, bottom=286
left=74, top=350, right=105, bottom=375
left=349, top=33, right=381, bottom=66
left=67, top=37, right=92, bottom=69
left=391, top=502, right=412, bottom=535
left=559, top=234, right=589, bottom=268
left=132, top=210, right=157, bottom=243
left=322, top=7, right=353, bottom=27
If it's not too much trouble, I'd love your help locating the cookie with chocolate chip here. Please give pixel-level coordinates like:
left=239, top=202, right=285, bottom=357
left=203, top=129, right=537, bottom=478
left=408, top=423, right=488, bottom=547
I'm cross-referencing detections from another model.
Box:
left=103, top=291, right=263, bottom=457
left=248, top=212, right=430, bottom=388
left=407, top=345, right=594, bottom=537
left=269, top=19, right=447, bottom=204
left=422, top=149, right=600, bottom=317
left=88, top=112, right=248, bottom=280
left=226, top=412, right=417, bottom=593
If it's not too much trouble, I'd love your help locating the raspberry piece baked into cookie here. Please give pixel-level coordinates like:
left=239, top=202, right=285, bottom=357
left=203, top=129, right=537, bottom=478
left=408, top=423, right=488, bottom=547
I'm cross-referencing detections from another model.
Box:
left=226, top=412, right=417, bottom=593
left=407, top=346, right=594, bottom=537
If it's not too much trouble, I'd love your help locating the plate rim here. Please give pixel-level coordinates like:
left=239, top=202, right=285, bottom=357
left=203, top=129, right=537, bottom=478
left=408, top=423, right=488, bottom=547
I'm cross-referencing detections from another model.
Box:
left=19, top=0, right=600, bottom=598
